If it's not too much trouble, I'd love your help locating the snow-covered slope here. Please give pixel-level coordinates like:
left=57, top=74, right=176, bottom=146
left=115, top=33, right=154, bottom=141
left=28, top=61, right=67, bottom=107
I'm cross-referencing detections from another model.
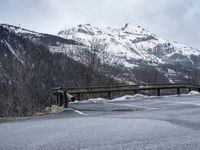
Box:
left=0, top=24, right=80, bottom=47
left=56, top=23, right=200, bottom=84
left=58, top=23, right=200, bottom=67
left=1, top=24, right=41, bottom=35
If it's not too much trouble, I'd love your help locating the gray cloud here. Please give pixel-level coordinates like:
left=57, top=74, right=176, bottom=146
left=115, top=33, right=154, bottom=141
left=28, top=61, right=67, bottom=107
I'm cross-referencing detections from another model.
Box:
left=0, top=0, right=200, bottom=48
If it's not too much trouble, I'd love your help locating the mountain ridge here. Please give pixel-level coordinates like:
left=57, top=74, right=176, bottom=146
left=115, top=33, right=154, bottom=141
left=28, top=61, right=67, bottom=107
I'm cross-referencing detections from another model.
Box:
left=58, top=23, right=200, bottom=66
left=1, top=23, right=200, bottom=84
left=56, top=23, right=200, bottom=84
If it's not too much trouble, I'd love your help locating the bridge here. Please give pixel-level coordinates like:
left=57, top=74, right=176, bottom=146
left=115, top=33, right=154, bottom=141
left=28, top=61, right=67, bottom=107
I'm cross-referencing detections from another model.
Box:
left=52, top=83, right=200, bottom=108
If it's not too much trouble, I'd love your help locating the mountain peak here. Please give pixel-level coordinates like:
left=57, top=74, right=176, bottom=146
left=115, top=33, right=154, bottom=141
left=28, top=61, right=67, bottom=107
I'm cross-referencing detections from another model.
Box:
left=122, top=23, right=130, bottom=30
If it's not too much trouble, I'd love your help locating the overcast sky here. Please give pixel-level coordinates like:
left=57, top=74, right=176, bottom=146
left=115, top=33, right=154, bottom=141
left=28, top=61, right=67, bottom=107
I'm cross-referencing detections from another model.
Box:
left=0, top=0, right=200, bottom=48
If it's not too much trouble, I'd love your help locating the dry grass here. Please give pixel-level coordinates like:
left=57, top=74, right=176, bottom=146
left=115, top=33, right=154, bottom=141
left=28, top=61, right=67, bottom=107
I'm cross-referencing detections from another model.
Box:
left=0, top=117, right=7, bottom=123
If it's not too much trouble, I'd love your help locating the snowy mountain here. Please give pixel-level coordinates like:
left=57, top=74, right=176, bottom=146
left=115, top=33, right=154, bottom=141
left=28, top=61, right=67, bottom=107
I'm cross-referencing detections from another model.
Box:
left=1, top=23, right=200, bottom=85
left=58, top=23, right=200, bottom=67
left=57, top=23, right=200, bottom=84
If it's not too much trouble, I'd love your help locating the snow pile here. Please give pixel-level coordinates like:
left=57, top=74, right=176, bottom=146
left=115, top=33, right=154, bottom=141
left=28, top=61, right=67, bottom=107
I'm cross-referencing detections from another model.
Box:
left=111, top=94, right=149, bottom=102
left=72, top=94, right=150, bottom=104
left=87, top=98, right=108, bottom=103
left=45, top=105, right=65, bottom=113
left=187, top=91, right=200, bottom=96
left=73, top=98, right=108, bottom=104
left=178, top=90, right=200, bottom=97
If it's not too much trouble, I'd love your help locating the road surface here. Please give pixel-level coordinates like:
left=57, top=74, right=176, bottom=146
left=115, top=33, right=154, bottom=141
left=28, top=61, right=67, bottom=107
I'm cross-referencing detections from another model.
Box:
left=1, top=95, right=200, bottom=150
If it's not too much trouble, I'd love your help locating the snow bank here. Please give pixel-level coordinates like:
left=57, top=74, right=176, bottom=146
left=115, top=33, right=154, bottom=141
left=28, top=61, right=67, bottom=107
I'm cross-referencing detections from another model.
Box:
left=87, top=98, right=108, bottom=103
left=72, top=98, right=108, bottom=104
left=71, top=91, right=200, bottom=104
left=184, top=91, right=200, bottom=96
left=111, top=94, right=149, bottom=102
left=71, top=94, right=150, bottom=104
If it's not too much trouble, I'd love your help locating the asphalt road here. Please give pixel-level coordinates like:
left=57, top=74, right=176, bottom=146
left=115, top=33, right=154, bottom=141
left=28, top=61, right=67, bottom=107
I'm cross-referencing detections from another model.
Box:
left=1, top=95, right=200, bottom=150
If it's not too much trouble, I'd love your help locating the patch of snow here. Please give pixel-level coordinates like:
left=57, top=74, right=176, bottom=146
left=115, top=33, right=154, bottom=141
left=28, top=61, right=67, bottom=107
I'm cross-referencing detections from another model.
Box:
left=168, top=69, right=176, bottom=74
left=167, top=69, right=177, bottom=77
left=184, top=75, right=190, bottom=79
left=72, top=98, right=108, bottom=104
left=111, top=94, right=149, bottom=102
left=3, top=40, right=24, bottom=64
left=2, top=24, right=42, bottom=37
left=179, top=91, right=200, bottom=97
left=168, top=78, right=175, bottom=83
left=173, top=42, right=200, bottom=57
left=187, top=91, right=200, bottom=95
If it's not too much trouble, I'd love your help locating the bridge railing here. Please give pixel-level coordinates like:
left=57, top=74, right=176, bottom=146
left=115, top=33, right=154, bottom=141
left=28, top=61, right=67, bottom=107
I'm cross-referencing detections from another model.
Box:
left=52, top=83, right=200, bottom=108
left=54, top=83, right=190, bottom=91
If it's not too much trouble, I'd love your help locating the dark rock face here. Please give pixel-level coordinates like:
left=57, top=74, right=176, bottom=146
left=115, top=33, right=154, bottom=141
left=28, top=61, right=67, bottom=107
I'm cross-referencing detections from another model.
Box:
left=166, top=53, right=192, bottom=66
left=130, top=35, right=157, bottom=44
left=78, top=28, right=95, bottom=35
left=150, top=43, right=175, bottom=58
left=190, top=55, right=200, bottom=68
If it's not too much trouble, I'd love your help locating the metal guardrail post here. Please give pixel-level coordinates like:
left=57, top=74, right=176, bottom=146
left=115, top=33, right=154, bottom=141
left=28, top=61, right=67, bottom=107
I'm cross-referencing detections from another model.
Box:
left=64, top=91, right=68, bottom=108
left=134, top=90, right=138, bottom=94
left=108, top=91, right=112, bottom=99
left=157, top=88, right=160, bottom=96
left=77, top=93, right=80, bottom=101
left=177, top=88, right=180, bottom=95
left=58, top=93, right=61, bottom=106
left=60, top=92, right=64, bottom=107
left=56, top=93, right=59, bottom=106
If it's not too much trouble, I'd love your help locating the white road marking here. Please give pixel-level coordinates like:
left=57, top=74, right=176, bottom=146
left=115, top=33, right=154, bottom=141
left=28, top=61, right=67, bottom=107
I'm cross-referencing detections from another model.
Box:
left=73, top=110, right=88, bottom=116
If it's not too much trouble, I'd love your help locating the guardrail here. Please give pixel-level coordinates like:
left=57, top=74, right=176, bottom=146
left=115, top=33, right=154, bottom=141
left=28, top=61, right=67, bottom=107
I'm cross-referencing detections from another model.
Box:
left=52, top=83, right=200, bottom=108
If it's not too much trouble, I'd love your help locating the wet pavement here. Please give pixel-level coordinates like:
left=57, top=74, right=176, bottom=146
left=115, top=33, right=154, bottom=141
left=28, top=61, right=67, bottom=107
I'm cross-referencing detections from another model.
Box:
left=1, top=95, right=200, bottom=150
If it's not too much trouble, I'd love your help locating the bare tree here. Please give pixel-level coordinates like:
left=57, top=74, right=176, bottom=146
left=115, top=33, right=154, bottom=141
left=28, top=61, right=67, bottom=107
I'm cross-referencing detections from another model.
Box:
left=0, top=49, right=36, bottom=116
